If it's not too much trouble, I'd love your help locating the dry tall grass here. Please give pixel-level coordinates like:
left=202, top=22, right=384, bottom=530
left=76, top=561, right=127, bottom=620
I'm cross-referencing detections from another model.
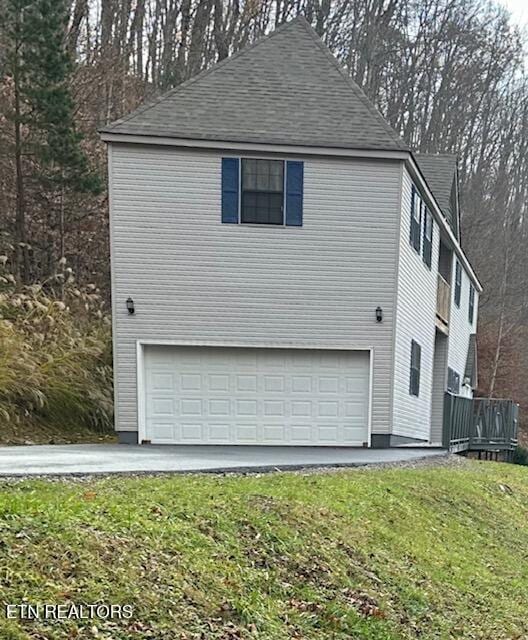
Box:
left=0, top=259, right=113, bottom=435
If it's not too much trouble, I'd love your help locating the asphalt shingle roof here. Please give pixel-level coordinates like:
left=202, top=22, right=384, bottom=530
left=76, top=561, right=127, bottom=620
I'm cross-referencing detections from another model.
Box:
left=101, top=17, right=408, bottom=152
left=414, top=153, right=458, bottom=230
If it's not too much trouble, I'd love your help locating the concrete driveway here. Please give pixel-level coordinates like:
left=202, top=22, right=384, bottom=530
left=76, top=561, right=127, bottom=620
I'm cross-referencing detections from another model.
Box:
left=0, top=444, right=446, bottom=477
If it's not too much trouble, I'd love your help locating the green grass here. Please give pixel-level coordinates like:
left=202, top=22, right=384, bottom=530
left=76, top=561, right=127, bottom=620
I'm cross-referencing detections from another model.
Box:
left=1, top=460, right=528, bottom=639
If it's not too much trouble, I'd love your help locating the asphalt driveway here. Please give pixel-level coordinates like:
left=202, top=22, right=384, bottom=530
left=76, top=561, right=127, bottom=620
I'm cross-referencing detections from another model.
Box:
left=0, top=444, right=446, bottom=477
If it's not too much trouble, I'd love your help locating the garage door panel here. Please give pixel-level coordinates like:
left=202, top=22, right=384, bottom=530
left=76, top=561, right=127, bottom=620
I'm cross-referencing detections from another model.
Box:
left=144, top=346, right=369, bottom=446
left=318, top=376, right=339, bottom=393
left=292, top=376, right=312, bottom=393
left=209, top=424, right=230, bottom=440
left=149, top=372, right=174, bottom=392
left=181, top=423, right=203, bottom=440
left=264, top=376, right=284, bottom=392
left=208, top=374, right=230, bottom=392
left=263, top=400, right=284, bottom=416
left=150, top=423, right=175, bottom=442
left=180, top=399, right=202, bottom=416
left=291, top=401, right=312, bottom=417
left=236, top=424, right=258, bottom=441
left=290, top=424, right=312, bottom=441
left=209, top=399, right=230, bottom=416
left=236, top=375, right=258, bottom=392
left=150, top=397, right=174, bottom=416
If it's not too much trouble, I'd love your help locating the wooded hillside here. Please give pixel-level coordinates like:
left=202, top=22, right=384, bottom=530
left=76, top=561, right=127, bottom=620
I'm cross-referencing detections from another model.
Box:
left=0, top=0, right=526, bottom=435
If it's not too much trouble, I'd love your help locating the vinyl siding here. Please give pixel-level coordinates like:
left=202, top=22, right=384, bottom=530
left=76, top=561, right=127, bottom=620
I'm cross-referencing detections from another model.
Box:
left=392, top=167, right=440, bottom=441
left=448, top=258, right=479, bottom=398
left=109, top=144, right=402, bottom=434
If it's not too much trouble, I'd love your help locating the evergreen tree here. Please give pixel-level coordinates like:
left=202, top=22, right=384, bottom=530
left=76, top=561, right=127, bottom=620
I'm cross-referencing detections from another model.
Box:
left=3, top=0, right=102, bottom=283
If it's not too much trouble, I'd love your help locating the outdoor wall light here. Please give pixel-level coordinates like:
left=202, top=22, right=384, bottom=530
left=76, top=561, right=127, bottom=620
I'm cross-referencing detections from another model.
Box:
left=376, top=306, right=383, bottom=323
left=126, top=297, right=135, bottom=315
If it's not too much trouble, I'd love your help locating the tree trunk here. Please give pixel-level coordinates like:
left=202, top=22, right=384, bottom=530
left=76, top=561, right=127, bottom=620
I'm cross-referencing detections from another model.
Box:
left=13, top=29, right=29, bottom=284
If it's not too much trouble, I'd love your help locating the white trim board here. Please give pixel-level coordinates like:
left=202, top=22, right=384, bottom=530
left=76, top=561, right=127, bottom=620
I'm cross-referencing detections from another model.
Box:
left=101, top=132, right=409, bottom=160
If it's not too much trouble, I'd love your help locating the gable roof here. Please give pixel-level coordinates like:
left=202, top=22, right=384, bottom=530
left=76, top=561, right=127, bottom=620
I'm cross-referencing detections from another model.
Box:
left=414, top=153, right=458, bottom=233
left=101, top=17, right=407, bottom=152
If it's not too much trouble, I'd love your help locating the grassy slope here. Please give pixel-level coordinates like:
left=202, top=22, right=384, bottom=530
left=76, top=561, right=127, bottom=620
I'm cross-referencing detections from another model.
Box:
left=1, top=461, right=528, bottom=639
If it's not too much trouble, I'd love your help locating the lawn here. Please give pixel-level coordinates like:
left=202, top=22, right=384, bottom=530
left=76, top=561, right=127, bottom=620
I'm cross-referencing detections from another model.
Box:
left=1, top=460, right=527, bottom=639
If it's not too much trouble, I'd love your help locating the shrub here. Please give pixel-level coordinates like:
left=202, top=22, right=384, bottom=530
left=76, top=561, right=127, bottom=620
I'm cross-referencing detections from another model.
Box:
left=513, top=446, right=528, bottom=466
left=0, top=261, right=113, bottom=434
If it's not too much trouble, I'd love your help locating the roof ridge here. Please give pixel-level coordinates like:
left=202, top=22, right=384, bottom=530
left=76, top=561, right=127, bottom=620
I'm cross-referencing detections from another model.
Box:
left=102, top=16, right=308, bottom=132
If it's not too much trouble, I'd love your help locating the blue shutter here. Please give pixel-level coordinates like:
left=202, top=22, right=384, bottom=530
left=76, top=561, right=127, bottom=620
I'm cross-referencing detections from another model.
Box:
left=285, top=161, right=303, bottom=226
left=221, top=158, right=239, bottom=223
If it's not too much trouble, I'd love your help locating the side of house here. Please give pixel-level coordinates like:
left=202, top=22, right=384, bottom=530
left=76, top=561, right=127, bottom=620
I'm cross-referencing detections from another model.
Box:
left=109, top=143, right=404, bottom=445
left=390, top=166, right=441, bottom=445
left=391, top=158, right=481, bottom=445
left=102, top=17, right=482, bottom=448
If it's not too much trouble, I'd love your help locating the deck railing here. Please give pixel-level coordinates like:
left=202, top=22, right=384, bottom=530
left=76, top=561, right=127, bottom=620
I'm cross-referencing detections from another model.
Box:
left=442, top=393, right=518, bottom=454
left=436, top=274, right=451, bottom=326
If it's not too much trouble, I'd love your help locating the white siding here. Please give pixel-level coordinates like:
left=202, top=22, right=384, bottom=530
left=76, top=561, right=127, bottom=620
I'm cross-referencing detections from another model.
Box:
left=109, top=144, right=402, bottom=434
left=392, top=167, right=440, bottom=441
left=448, top=258, right=479, bottom=398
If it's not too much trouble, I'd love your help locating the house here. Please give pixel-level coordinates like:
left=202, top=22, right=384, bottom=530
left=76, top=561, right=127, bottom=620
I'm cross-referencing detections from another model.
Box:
left=100, top=16, right=481, bottom=447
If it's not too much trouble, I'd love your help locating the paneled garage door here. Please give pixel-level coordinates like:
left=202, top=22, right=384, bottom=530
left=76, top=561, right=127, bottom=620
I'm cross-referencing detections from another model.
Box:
left=143, top=346, right=370, bottom=446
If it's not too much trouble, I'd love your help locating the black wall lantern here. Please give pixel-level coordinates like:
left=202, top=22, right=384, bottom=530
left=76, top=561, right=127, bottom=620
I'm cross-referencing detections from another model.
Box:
left=126, top=297, right=135, bottom=315
left=375, top=306, right=383, bottom=323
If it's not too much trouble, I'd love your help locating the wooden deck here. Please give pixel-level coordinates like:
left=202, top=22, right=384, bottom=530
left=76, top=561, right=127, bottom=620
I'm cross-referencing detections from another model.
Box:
left=443, top=394, right=518, bottom=458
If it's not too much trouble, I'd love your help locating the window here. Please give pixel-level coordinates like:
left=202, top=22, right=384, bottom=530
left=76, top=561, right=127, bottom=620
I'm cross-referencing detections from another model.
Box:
left=241, top=159, right=284, bottom=224
left=409, top=340, right=421, bottom=396
left=447, top=368, right=460, bottom=395
left=454, top=261, right=462, bottom=307
left=469, top=285, right=475, bottom=324
left=221, top=157, right=303, bottom=226
left=410, top=185, right=422, bottom=253
left=422, top=206, right=433, bottom=268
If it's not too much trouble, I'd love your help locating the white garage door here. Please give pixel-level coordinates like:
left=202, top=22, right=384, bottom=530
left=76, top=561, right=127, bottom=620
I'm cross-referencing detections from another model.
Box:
left=143, top=346, right=370, bottom=446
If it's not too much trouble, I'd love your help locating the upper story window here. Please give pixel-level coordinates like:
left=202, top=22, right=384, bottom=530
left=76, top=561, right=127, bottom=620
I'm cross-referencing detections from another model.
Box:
left=422, top=207, right=433, bottom=268
left=469, top=284, right=475, bottom=324
left=410, top=185, right=422, bottom=253
left=221, top=157, right=303, bottom=226
left=454, top=260, right=462, bottom=307
left=409, top=339, right=421, bottom=397
left=241, top=159, right=284, bottom=224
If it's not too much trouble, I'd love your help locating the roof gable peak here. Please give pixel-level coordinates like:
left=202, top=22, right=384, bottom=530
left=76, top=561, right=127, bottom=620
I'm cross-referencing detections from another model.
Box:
left=101, top=16, right=408, bottom=153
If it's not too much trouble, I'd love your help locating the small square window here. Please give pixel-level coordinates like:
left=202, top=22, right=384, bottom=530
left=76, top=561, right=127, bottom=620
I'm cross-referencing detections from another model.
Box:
left=241, top=159, right=284, bottom=224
